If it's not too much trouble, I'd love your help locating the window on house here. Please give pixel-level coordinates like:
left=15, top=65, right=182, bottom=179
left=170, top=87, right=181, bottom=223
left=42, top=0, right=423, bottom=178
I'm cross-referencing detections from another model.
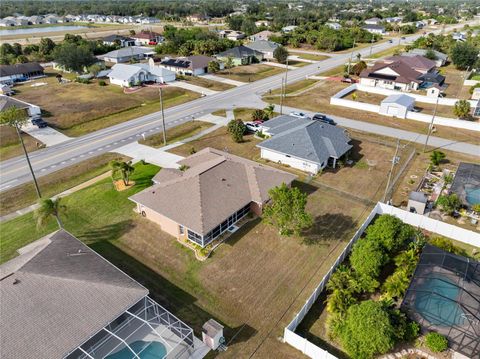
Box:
left=179, top=225, right=184, bottom=235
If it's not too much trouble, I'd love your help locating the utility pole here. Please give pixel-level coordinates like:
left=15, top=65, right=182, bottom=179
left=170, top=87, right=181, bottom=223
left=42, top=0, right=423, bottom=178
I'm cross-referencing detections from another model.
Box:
left=423, top=94, right=440, bottom=153
left=383, top=139, right=400, bottom=203
left=16, top=124, right=41, bottom=198
left=159, top=86, right=167, bottom=146
left=347, top=38, right=356, bottom=75
left=369, top=37, right=375, bottom=56
left=279, top=77, right=284, bottom=115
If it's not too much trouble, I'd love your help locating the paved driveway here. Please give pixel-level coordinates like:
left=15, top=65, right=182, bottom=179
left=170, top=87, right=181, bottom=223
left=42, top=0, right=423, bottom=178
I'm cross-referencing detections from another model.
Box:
left=113, top=142, right=184, bottom=168
left=22, top=123, right=71, bottom=146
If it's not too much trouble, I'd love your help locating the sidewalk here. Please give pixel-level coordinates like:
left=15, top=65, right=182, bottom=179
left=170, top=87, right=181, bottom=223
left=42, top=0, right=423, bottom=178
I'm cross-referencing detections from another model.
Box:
left=201, top=74, right=246, bottom=87
left=169, top=81, right=217, bottom=96
left=262, top=62, right=296, bottom=70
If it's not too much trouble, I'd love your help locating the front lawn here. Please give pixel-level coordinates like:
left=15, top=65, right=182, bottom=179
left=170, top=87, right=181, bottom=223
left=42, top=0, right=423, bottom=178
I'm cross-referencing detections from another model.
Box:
left=293, top=53, right=329, bottom=62
left=13, top=70, right=201, bottom=137
left=179, top=75, right=235, bottom=91
left=216, top=64, right=284, bottom=83
left=0, top=126, right=43, bottom=161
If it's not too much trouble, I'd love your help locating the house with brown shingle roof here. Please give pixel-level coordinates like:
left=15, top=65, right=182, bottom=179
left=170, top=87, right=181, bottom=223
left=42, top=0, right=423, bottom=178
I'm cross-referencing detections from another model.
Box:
left=129, top=148, right=296, bottom=247
left=359, top=55, right=443, bottom=91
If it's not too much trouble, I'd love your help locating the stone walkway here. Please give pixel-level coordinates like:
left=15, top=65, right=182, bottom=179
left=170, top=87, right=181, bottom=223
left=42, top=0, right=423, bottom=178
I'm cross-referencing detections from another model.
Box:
left=169, top=81, right=217, bottom=96
left=201, top=74, right=246, bottom=87
left=22, top=123, right=72, bottom=146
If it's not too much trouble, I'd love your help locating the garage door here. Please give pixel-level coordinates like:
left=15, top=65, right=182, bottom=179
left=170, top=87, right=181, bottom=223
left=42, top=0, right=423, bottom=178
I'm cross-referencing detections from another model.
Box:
left=387, top=106, right=398, bottom=116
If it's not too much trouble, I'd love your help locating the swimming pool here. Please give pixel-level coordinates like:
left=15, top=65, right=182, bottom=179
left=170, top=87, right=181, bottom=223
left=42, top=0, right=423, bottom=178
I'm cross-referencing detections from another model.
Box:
left=414, top=275, right=465, bottom=327
left=106, top=340, right=167, bottom=359
left=465, top=187, right=480, bottom=206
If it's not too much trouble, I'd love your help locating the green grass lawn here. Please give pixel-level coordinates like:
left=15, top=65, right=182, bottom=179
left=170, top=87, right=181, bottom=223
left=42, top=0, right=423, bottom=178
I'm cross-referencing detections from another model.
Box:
left=0, top=162, right=159, bottom=263
left=216, top=64, right=284, bottom=83
left=294, top=53, right=329, bottom=61
left=178, top=75, right=235, bottom=91
left=0, top=153, right=128, bottom=216
left=269, top=79, right=318, bottom=96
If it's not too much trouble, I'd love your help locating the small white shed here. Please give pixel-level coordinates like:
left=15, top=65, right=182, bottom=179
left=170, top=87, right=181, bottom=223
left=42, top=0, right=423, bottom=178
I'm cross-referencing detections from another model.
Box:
left=407, top=191, right=428, bottom=214
left=202, top=319, right=224, bottom=350
left=379, top=94, right=415, bottom=119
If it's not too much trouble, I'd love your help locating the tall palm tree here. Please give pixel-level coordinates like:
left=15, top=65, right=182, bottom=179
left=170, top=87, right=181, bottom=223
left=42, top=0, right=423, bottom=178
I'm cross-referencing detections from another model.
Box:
left=110, top=160, right=135, bottom=186
left=34, top=198, right=66, bottom=229
left=0, top=107, right=42, bottom=198
left=264, top=104, right=275, bottom=119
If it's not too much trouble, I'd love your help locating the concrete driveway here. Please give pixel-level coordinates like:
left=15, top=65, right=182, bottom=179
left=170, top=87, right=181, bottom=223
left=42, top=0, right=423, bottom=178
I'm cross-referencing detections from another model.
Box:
left=114, top=142, right=184, bottom=168
left=22, top=123, right=71, bottom=146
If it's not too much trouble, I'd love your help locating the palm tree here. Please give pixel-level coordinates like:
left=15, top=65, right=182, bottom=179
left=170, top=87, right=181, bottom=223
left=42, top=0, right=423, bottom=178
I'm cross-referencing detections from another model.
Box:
left=110, top=160, right=135, bottom=186
left=34, top=198, right=66, bottom=229
left=264, top=104, right=275, bottom=119
left=0, top=107, right=42, bottom=198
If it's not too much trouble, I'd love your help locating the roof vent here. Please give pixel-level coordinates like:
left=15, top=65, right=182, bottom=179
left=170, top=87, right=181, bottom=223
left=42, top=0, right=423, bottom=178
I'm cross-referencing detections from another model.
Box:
left=67, top=250, right=87, bottom=257
left=221, top=178, right=226, bottom=181
left=13, top=278, right=20, bottom=285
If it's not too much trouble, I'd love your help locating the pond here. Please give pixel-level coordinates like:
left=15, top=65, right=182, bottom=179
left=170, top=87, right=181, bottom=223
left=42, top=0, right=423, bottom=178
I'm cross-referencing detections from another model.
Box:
left=0, top=25, right=88, bottom=36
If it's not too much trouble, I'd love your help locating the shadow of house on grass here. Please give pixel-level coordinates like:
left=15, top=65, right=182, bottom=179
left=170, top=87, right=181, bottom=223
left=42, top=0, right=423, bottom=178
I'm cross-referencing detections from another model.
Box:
left=302, top=213, right=355, bottom=246
left=87, top=235, right=257, bottom=348
left=76, top=220, right=135, bottom=243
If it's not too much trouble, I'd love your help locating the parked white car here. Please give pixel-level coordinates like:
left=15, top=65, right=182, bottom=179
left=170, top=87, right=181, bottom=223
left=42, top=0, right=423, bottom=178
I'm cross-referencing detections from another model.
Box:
left=245, top=122, right=262, bottom=133
left=289, top=111, right=310, bottom=119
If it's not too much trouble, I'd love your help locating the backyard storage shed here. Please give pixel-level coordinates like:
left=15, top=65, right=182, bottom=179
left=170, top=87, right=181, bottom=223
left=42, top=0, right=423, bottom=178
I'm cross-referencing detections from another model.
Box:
left=379, top=94, right=415, bottom=118
left=407, top=191, right=428, bottom=214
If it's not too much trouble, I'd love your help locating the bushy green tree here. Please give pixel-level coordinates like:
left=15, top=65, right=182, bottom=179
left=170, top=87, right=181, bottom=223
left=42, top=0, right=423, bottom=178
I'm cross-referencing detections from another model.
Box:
left=425, top=332, right=448, bottom=352
left=207, top=60, right=220, bottom=73
left=453, top=99, right=471, bottom=119
left=450, top=42, right=478, bottom=70
left=326, top=289, right=357, bottom=315
left=273, top=46, right=289, bottom=64
left=365, top=215, right=414, bottom=252
left=52, top=42, right=96, bottom=73
left=39, top=37, right=56, bottom=57
left=382, top=270, right=411, bottom=300
left=251, top=109, right=268, bottom=122
left=338, top=300, right=396, bottom=359
left=424, top=48, right=437, bottom=60
left=227, top=119, right=246, bottom=143
left=263, top=183, right=312, bottom=236
left=350, top=239, right=385, bottom=290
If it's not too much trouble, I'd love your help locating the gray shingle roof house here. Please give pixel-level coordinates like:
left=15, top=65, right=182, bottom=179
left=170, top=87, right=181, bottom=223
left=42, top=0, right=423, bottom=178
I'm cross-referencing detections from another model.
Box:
left=245, top=40, right=279, bottom=60
left=258, top=115, right=352, bottom=174
left=129, top=148, right=296, bottom=247
left=215, top=45, right=264, bottom=65
left=0, top=230, right=197, bottom=359
left=99, top=46, right=155, bottom=63
left=0, top=62, right=44, bottom=84
left=405, top=48, right=448, bottom=67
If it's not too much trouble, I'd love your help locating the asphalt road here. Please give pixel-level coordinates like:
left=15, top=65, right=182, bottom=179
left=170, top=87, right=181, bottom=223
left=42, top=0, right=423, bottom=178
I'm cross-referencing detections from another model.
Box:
left=1, top=21, right=478, bottom=191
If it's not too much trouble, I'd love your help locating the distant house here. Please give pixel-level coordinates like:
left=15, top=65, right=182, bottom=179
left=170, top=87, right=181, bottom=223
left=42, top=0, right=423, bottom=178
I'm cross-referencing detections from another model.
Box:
left=129, top=148, right=296, bottom=248
left=379, top=94, right=415, bottom=119
left=0, top=95, right=41, bottom=119
left=245, top=40, right=279, bottom=60
left=215, top=45, right=263, bottom=66
left=44, top=15, right=59, bottom=24
left=99, top=46, right=155, bottom=63
left=255, top=20, right=270, bottom=27
left=141, top=17, right=160, bottom=24
left=407, top=191, right=428, bottom=214
left=186, top=13, right=210, bottom=23
left=159, top=55, right=221, bottom=76
left=0, top=19, right=15, bottom=27
left=27, top=15, right=44, bottom=25
left=326, top=22, right=342, bottom=30
left=282, top=25, right=298, bottom=33
left=365, top=17, right=382, bottom=25
left=249, top=30, right=277, bottom=42
left=452, top=32, right=467, bottom=42
left=0, top=62, right=45, bottom=84
left=108, top=61, right=176, bottom=87
left=362, top=24, right=386, bottom=34
left=360, top=55, right=443, bottom=91
left=257, top=115, right=352, bottom=173
left=385, top=16, right=402, bottom=23
left=218, top=29, right=245, bottom=40
left=450, top=162, right=480, bottom=208
left=404, top=48, right=448, bottom=67
left=0, top=230, right=197, bottom=359
left=102, top=34, right=135, bottom=47
left=131, top=30, right=163, bottom=45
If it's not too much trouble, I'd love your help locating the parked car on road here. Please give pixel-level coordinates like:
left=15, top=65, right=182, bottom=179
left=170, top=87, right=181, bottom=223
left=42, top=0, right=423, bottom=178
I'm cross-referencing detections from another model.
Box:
left=388, top=39, right=393, bottom=43
left=245, top=122, right=261, bottom=133
left=289, top=111, right=310, bottom=119
left=31, top=118, right=48, bottom=128
left=312, top=113, right=336, bottom=125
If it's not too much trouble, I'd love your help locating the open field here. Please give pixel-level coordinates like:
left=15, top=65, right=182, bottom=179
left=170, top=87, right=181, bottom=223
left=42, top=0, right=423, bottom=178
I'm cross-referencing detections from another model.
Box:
left=0, top=156, right=372, bottom=357
left=0, top=152, right=128, bottom=216
left=216, top=64, right=284, bottom=83
left=263, top=80, right=480, bottom=145
left=0, top=126, right=43, bottom=161
left=440, top=65, right=471, bottom=100
left=139, top=120, right=214, bottom=148
left=13, top=70, right=200, bottom=137
left=318, top=65, right=345, bottom=77
left=178, top=75, right=235, bottom=91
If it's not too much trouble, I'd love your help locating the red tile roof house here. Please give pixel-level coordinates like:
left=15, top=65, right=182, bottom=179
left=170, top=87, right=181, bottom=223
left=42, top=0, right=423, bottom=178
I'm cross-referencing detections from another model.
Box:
left=359, top=55, right=438, bottom=92
left=132, top=30, right=163, bottom=45
left=129, top=148, right=296, bottom=248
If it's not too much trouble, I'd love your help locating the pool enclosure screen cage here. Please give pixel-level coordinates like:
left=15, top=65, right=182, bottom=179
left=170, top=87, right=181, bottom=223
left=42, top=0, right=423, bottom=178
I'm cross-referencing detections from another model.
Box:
left=401, top=245, right=480, bottom=358
left=65, top=296, right=195, bottom=359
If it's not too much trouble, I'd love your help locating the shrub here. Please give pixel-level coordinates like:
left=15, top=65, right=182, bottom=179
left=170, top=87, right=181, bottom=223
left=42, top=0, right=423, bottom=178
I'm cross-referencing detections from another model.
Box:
left=404, top=321, right=421, bottom=342
left=339, top=300, right=396, bottom=358
left=429, top=236, right=467, bottom=256
left=75, top=77, right=90, bottom=84
left=382, top=269, right=411, bottom=300
left=365, top=214, right=415, bottom=252
left=189, top=146, right=196, bottom=155
left=430, top=150, right=446, bottom=166
left=227, top=119, right=246, bottom=143
left=326, top=289, right=357, bottom=315
left=436, top=194, right=461, bottom=214
left=251, top=109, right=268, bottom=122
left=425, top=332, right=448, bottom=352
left=350, top=239, right=385, bottom=290
left=98, top=80, right=106, bottom=86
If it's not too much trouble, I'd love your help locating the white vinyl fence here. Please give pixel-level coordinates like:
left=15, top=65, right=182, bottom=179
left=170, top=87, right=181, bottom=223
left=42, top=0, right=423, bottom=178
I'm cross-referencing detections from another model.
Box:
left=283, top=202, right=480, bottom=358
left=330, top=84, right=480, bottom=132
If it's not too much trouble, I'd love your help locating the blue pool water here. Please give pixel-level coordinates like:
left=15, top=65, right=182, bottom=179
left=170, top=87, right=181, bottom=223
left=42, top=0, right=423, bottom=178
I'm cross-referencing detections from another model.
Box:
left=414, top=275, right=464, bottom=326
left=106, top=340, right=167, bottom=359
left=465, top=187, right=480, bottom=206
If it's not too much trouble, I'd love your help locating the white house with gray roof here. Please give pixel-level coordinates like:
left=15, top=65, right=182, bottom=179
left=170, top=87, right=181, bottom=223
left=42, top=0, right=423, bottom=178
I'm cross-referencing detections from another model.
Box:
left=245, top=40, right=279, bottom=60
left=99, top=46, right=155, bottom=63
left=0, top=230, right=206, bottom=359
left=108, top=60, right=176, bottom=87
left=257, top=115, right=352, bottom=174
